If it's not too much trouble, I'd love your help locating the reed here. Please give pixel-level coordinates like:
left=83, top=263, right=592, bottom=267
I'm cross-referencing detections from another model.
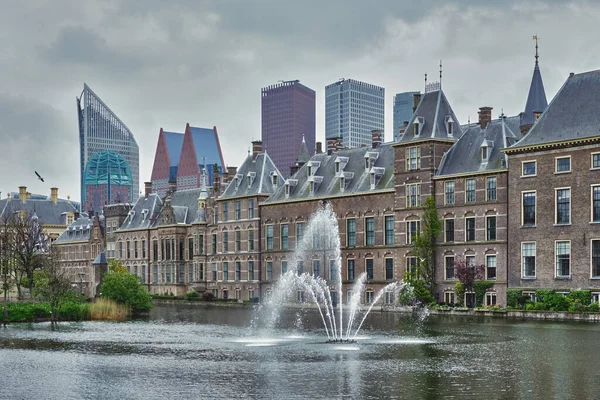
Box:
left=89, top=298, right=129, bottom=321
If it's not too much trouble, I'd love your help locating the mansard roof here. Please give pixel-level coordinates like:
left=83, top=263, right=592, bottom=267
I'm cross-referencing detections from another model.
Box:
left=507, top=70, right=600, bottom=152
left=398, top=89, right=463, bottom=143
left=438, top=115, right=520, bottom=177
left=156, top=188, right=203, bottom=225
left=220, top=152, right=284, bottom=199
left=0, top=196, right=78, bottom=226
left=119, top=193, right=162, bottom=231
left=521, top=61, right=548, bottom=126
left=266, top=144, right=394, bottom=203
left=55, top=215, right=101, bottom=243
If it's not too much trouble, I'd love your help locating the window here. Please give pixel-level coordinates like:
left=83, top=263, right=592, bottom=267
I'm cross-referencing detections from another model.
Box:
left=556, top=241, right=570, bottom=278
left=406, top=257, right=418, bottom=279
left=179, top=238, right=184, bottom=260
left=466, top=255, right=475, bottom=269
left=466, top=218, right=475, bottom=242
left=486, top=177, right=497, bottom=201
left=406, top=183, right=421, bottom=207
left=281, top=224, right=289, bottom=250
left=235, top=231, right=241, bottom=252
left=236, top=261, right=241, bottom=281
left=266, top=225, right=274, bottom=250
left=444, top=292, right=456, bottom=305
left=485, top=292, right=497, bottom=306
left=522, top=242, right=536, bottom=278
left=127, top=241, right=131, bottom=259
left=593, top=240, right=600, bottom=278
left=282, top=260, right=288, bottom=275
left=248, top=230, right=255, bottom=251
left=179, top=265, right=185, bottom=283
left=297, top=261, right=304, bottom=275
left=248, top=261, right=255, bottom=280
left=235, top=200, right=241, bottom=220
left=152, top=240, right=158, bottom=261
left=296, top=222, right=305, bottom=247
left=556, top=157, right=571, bottom=173
left=199, top=263, right=204, bottom=280
left=223, top=202, right=228, bottom=221
left=405, top=146, right=421, bottom=170
left=365, top=290, right=374, bottom=304
left=365, top=217, right=375, bottom=246
left=465, top=179, right=475, bottom=203
left=445, top=219, right=454, bottom=242
left=366, top=259, right=374, bottom=280
left=385, top=216, right=394, bottom=245
left=347, top=219, right=356, bottom=247
left=213, top=206, right=218, bottom=223
left=481, top=146, right=488, bottom=161
left=385, top=258, right=393, bottom=280
left=445, top=181, right=455, bottom=205
left=593, top=153, right=600, bottom=169
left=445, top=256, right=455, bottom=280
left=188, top=238, right=193, bottom=259
left=212, top=234, right=217, bottom=254
left=593, top=186, right=600, bottom=222
left=142, top=240, right=146, bottom=259
left=522, top=161, right=536, bottom=176
left=313, top=260, right=320, bottom=277
left=153, top=265, right=158, bottom=284
left=522, top=192, right=536, bottom=226
left=223, top=232, right=229, bottom=253
left=347, top=259, right=355, bottom=281
left=406, top=221, right=420, bottom=244
left=223, top=262, right=229, bottom=281
left=198, top=235, right=204, bottom=255
left=212, top=263, right=217, bottom=281
left=486, top=255, right=497, bottom=280
left=486, top=216, right=496, bottom=241
left=556, top=188, right=571, bottom=225
left=248, top=199, right=255, bottom=219
left=329, top=260, right=336, bottom=281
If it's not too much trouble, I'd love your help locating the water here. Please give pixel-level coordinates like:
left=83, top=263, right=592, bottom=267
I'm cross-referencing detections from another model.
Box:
left=1, top=304, right=600, bottom=399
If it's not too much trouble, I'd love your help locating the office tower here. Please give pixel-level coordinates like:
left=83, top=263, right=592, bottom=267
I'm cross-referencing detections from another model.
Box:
left=261, top=80, right=315, bottom=177
left=325, top=78, right=384, bottom=148
left=393, top=91, right=419, bottom=141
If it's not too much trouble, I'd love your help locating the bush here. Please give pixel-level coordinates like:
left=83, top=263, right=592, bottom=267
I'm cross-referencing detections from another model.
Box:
left=568, top=302, right=587, bottom=313
left=5, top=302, right=51, bottom=322
left=410, top=280, right=435, bottom=305
left=507, top=290, right=529, bottom=309
left=100, top=272, right=153, bottom=314
left=544, top=292, right=570, bottom=311
left=184, top=291, right=201, bottom=300
left=249, top=297, right=260, bottom=304
left=58, top=302, right=88, bottom=321
left=535, top=290, right=553, bottom=304
left=589, top=302, right=600, bottom=312
left=202, top=292, right=215, bottom=302
left=568, top=290, right=592, bottom=305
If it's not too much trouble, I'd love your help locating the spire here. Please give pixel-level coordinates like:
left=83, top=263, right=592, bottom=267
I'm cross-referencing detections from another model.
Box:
left=439, top=60, right=442, bottom=88
left=297, top=134, right=310, bottom=164
left=521, top=35, right=548, bottom=128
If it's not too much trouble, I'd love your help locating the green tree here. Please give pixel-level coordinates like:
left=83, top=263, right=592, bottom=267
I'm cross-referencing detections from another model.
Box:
left=411, top=196, right=441, bottom=298
left=108, top=259, right=129, bottom=274
left=32, top=247, right=75, bottom=323
left=100, top=262, right=152, bottom=314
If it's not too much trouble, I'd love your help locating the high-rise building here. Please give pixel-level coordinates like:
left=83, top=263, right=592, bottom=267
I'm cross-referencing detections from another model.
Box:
left=325, top=78, right=384, bottom=148
left=393, top=91, right=419, bottom=141
left=261, top=80, right=315, bottom=177
left=77, top=84, right=139, bottom=212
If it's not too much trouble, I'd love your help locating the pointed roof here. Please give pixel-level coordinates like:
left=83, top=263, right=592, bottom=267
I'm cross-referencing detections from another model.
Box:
left=297, top=135, right=310, bottom=164
left=189, top=125, right=226, bottom=171
left=398, top=89, right=463, bottom=143
left=220, top=152, right=284, bottom=199
left=507, top=69, right=600, bottom=152
left=164, top=131, right=184, bottom=167
left=521, top=56, right=548, bottom=126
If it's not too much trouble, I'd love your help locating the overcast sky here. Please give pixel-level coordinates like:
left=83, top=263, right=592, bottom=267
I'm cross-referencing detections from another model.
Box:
left=1, top=0, right=599, bottom=203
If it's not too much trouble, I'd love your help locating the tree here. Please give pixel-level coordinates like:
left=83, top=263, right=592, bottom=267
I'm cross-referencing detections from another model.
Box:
left=32, top=247, right=75, bottom=323
left=411, top=196, right=441, bottom=295
left=0, top=217, right=16, bottom=322
left=453, top=258, right=485, bottom=293
left=100, top=260, right=152, bottom=314
left=108, top=259, right=128, bottom=274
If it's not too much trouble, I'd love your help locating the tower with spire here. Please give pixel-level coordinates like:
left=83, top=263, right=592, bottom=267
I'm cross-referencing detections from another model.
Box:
left=520, top=35, right=548, bottom=135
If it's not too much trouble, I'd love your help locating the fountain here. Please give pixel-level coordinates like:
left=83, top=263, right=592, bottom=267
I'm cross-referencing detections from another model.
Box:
left=258, top=203, right=408, bottom=342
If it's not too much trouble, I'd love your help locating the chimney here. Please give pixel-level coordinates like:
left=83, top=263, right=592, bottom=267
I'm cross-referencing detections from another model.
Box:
left=228, top=166, right=237, bottom=177
left=316, top=141, right=323, bottom=154
left=213, top=164, right=221, bottom=194
left=144, top=182, right=152, bottom=198
left=50, top=187, right=58, bottom=204
left=168, top=180, right=177, bottom=195
left=19, top=186, right=26, bottom=204
left=251, top=140, right=262, bottom=159
left=413, top=93, right=422, bottom=113
left=26, top=192, right=31, bottom=200
left=478, top=106, right=493, bottom=129
left=371, top=130, right=383, bottom=149
left=326, top=138, right=336, bottom=155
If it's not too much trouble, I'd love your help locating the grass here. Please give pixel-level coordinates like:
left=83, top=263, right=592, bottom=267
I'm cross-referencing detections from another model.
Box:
left=88, top=298, right=129, bottom=321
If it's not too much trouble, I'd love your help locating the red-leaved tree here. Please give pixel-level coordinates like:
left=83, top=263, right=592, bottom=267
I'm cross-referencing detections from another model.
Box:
left=454, top=259, right=485, bottom=293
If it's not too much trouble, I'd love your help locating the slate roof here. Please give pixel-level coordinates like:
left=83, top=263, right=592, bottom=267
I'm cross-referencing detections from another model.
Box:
left=119, top=193, right=163, bottom=231
left=164, top=131, right=184, bottom=167
left=297, top=136, right=311, bottom=164
left=93, top=252, right=107, bottom=265
left=398, top=89, right=463, bottom=143
left=0, top=197, right=79, bottom=226
left=266, top=143, right=395, bottom=203
left=220, top=152, right=284, bottom=199
left=55, top=215, right=101, bottom=243
left=438, top=115, right=520, bottom=176
left=508, top=70, right=600, bottom=151
left=157, top=188, right=203, bottom=225
left=521, top=61, right=548, bottom=126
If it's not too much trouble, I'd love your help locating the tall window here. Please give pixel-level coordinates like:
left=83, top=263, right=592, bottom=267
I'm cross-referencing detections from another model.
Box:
left=248, top=199, right=255, bottom=219
left=212, top=234, right=217, bottom=254
left=466, top=179, right=475, bottom=203
left=406, top=146, right=421, bottom=170
left=466, top=218, right=475, bottom=242
left=593, top=186, right=600, bottom=222
left=296, top=222, right=305, bottom=247
left=248, top=261, right=255, bottom=280
left=235, top=200, right=241, bottom=220
left=486, top=216, right=496, bottom=241
left=266, top=225, right=274, bottom=250
left=445, top=256, right=455, bottom=280
left=385, top=216, right=395, bottom=245
left=235, top=231, right=241, bottom=252
left=556, top=157, right=571, bottom=173
left=142, top=240, right=146, bottom=259
left=153, top=240, right=158, bottom=261
left=556, top=241, right=570, bottom=278
left=223, top=202, right=228, bottom=221
left=406, top=221, right=420, bottom=244
left=445, top=181, right=455, bottom=205
left=445, top=219, right=454, bottom=242
left=179, top=238, right=184, bottom=260
left=281, top=224, right=289, bottom=250
left=556, top=188, right=571, bottom=224
left=347, top=219, right=356, bottom=247
left=406, top=183, right=421, bottom=207
left=297, top=261, right=304, bottom=275
left=366, top=259, right=374, bottom=280
left=523, top=192, right=536, bottom=226
left=329, top=260, right=336, bottom=281
left=365, top=217, right=375, bottom=246
left=385, top=258, right=393, bottom=280
left=198, top=235, right=204, bottom=255
left=593, top=154, right=600, bottom=169
left=406, top=257, right=418, bottom=278
left=223, top=232, right=229, bottom=253
left=223, top=262, right=229, bottom=281
left=212, top=263, right=217, bottom=281
left=313, top=260, right=320, bottom=277
left=592, top=240, right=600, bottom=278
left=188, top=238, right=193, bottom=259
left=199, top=263, right=204, bottom=280
left=486, top=255, right=497, bottom=280
left=282, top=261, right=288, bottom=275
left=127, top=241, right=131, bottom=259
left=179, top=265, right=185, bottom=283
left=236, top=261, right=241, bottom=281
left=248, top=230, right=255, bottom=251
left=486, top=177, right=497, bottom=201
left=347, top=259, right=355, bottom=281
left=213, top=206, right=218, bottom=223
left=153, top=265, right=158, bottom=284
left=522, top=242, right=536, bottom=278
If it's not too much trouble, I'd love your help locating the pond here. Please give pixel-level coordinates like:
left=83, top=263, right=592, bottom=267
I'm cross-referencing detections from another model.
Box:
left=1, top=304, right=599, bottom=399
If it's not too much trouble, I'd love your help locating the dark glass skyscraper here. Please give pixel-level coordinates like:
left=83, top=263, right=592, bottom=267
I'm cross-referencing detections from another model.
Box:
left=77, top=84, right=139, bottom=212
left=393, top=91, right=419, bottom=141
left=261, top=80, right=315, bottom=177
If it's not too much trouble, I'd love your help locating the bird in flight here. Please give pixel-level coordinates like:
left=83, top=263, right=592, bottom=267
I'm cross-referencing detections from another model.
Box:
left=35, top=171, right=44, bottom=182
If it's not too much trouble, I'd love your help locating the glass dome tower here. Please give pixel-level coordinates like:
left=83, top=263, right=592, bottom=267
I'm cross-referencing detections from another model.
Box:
left=83, top=150, right=133, bottom=212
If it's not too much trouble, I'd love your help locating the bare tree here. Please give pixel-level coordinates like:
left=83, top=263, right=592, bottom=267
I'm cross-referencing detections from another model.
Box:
left=0, top=217, right=15, bottom=321
left=32, top=246, right=74, bottom=323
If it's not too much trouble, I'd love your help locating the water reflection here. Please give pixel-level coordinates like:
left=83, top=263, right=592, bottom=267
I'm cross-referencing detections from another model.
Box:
left=1, top=305, right=600, bottom=399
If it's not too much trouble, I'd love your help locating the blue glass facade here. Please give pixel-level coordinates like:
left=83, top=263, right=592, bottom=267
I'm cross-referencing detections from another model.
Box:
left=393, top=91, right=419, bottom=142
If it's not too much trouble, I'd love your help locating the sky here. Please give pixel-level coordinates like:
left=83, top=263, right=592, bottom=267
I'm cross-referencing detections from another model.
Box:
left=1, top=0, right=599, bottom=203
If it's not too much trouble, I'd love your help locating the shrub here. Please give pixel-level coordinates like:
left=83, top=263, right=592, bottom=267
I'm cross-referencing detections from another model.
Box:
left=543, top=292, right=570, bottom=311
left=568, top=290, right=592, bottom=305
left=58, top=302, right=89, bottom=321
left=507, top=290, right=529, bottom=309
left=184, top=291, right=201, bottom=300
left=589, top=302, right=600, bottom=312
left=535, top=290, right=553, bottom=304
left=6, top=302, right=51, bottom=322
left=89, top=298, right=129, bottom=321
left=249, top=297, right=260, bottom=304
left=473, top=282, right=494, bottom=307
left=100, top=272, right=153, bottom=314
left=202, top=292, right=215, bottom=302
left=410, top=280, right=435, bottom=304
left=568, top=302, right=586, bottom=313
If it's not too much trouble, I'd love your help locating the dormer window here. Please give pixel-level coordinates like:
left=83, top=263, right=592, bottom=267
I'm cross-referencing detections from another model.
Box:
left=482, top=146, right=488, bottom=161
left=413, top=116, right=424, bottom=137
left=309, top=181, right=315, bottom=195
left=247, top=172, right=256, bottom=188
left=271, top=172, right=278, bottom=186
left=370, top=171, right=375, bottom=189
left=234, top=174, right=243, bottom=190
left=340, top=177, right=345, bottom=192
left=445, top=115, right=455, bottom=136
left=285, top=182, right=290, bottom=199
left=335, top=160, right=340, bottom=174
left=364, top=155, right=370, bottom=170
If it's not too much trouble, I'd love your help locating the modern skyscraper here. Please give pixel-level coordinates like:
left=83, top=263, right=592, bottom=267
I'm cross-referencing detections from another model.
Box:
left=325, top=78, right=384, bottom=148
left=393, top=91, right=419, bottom=141
left=77, top=84, right=139, bottom=212
left=261, top=80, right=315, bottom=177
